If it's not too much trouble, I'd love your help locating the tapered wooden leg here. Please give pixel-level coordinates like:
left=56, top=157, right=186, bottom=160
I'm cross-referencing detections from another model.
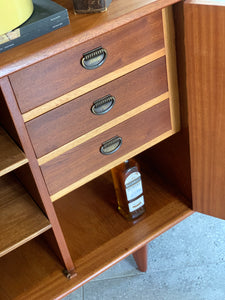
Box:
left=132, top=244, right=148, bottom=272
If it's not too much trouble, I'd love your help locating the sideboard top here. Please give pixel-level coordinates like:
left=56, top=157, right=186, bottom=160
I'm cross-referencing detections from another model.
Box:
left=0, top=0, right=180, bottom=78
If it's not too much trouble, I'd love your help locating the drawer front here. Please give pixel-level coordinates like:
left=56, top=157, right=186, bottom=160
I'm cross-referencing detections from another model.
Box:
left=41, top=99, right=171, bottom=196
left=9, top=10, right=164, bottom=113
left=26, top=57, right=168, bottom=158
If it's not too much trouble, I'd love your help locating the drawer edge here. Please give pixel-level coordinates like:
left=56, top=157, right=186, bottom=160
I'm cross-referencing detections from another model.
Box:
left=50, top=129, right=176, bottom=202
left=162, top=7, right=180, bottom=132
left=22, top=49, right=166, bottom=123
left=37, top=92, right=169, bottom=166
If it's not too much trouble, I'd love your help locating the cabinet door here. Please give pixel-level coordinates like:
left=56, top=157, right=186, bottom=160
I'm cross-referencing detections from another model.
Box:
left=184, top=1, right=225, bottom=219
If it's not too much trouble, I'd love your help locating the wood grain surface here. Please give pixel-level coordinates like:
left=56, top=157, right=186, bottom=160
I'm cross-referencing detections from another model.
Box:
left=50, top=129, right=175, bottom=201
left=22, top=49, right=166, bottom=122
left=0, top=127, right=28, bottom=176
left=0, top=77, right=76, bottom=273
left=0, top=2, right=200, bottom=299
left=0, top=0, right=181, bottom=78
left=41, top=100, right=171, bottom=197
left=37, top=92, right=169, bottom=166
left=132, top=244, right=148, bottom=272
left=0, top=168, right=192, bottom=300
left=184, top=3, right=225, bottom=219
left=162, top=7, right=180, bottom=132
left=26, top=57, right=168, bottom=158
left=143, top=2, right=193, bottom=203
left=9, top=11, right=164, bottom=113
left=0, top=174, right=51, bottom=257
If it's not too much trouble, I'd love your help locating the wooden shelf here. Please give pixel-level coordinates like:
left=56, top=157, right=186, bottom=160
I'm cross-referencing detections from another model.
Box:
left=0, top=174, right=52, bottom=257
left=54, top=164, right=192, bottom=269
left=0, top=127, right=28, bottom=176
left=0, top=166, right=192, bottom=299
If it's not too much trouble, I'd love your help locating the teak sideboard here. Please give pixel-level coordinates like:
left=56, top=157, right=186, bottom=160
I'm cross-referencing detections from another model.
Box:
left=0, top=0, right=224, bottom=299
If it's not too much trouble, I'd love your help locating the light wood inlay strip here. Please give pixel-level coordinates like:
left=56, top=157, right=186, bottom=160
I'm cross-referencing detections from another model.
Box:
left=51, top=129, right=175, bottom=202
left=38, top=92, right=169, bottom=166
left=162, top=7, right=180, bottom=133
left=0, top=159, right=28, bottom=177
left=22, top=48, right=166, bottom=122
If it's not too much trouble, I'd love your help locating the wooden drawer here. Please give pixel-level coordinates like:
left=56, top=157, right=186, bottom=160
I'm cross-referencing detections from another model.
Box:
left=41, top=99, right=171, bottom=197
left=9, top=10, right=164, bottom=113
left=26, top=57, right=168, bottom=158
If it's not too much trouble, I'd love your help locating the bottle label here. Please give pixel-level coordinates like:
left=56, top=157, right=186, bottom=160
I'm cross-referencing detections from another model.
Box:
left=125, top=172, right=143, bottom=201
left=128, top=195, right=145, bottom=212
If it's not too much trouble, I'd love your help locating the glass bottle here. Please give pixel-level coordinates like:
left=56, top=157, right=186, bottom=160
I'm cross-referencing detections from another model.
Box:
left=111, top=158, right=145, bottom=220
left=73, top=0, right=112, bottom=14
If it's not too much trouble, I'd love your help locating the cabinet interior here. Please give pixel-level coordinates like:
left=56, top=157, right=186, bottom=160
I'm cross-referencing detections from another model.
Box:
left=0, top=139, right=192, bottom=298
left=0, top=72, right=193, bottom=298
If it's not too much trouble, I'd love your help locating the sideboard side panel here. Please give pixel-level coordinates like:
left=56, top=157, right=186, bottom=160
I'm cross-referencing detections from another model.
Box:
left=184, top=3, right=225, bottom=219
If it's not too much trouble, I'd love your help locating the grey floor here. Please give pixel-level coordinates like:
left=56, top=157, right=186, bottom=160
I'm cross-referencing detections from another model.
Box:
left=64, top=212, right=225, bottom=300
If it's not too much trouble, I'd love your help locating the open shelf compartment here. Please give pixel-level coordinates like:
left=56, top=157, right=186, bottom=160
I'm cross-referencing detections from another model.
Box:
left=0, top=126, right=28, bottom=176
left=0, top=161, right=192, bottom=299
left=0, top=173, right=52, bottom=257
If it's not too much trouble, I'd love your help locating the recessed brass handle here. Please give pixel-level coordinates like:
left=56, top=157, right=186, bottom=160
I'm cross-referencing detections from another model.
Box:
left=81, top=46, right=107, bottom=70
left=100, top=136, right=122, bottom=155
left=91, top=95, right=115, bottom=115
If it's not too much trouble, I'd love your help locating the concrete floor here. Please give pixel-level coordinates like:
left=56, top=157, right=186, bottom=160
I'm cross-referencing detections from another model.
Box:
left=64, top=212, right=225, bottom=300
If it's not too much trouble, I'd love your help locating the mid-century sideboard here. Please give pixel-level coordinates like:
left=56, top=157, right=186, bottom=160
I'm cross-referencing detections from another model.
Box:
left=0, top=0, right=224, bottom=298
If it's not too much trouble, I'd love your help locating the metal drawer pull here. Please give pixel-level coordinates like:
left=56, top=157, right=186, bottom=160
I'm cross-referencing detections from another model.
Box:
left=100, top=136, right=122, bottom=155
left=91, top=95, right=115, bottom=115
left=81, top=46, right=107, bottom=70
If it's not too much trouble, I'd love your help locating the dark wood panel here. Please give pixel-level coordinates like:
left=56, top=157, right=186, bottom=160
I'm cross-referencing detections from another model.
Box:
left=9, top=11, right=164, bottom=113
left=26, top=57, right=168, bottom=158
left=41, top=100, right=171, bottom=195
left=184, top=3, right=225, bottom=219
